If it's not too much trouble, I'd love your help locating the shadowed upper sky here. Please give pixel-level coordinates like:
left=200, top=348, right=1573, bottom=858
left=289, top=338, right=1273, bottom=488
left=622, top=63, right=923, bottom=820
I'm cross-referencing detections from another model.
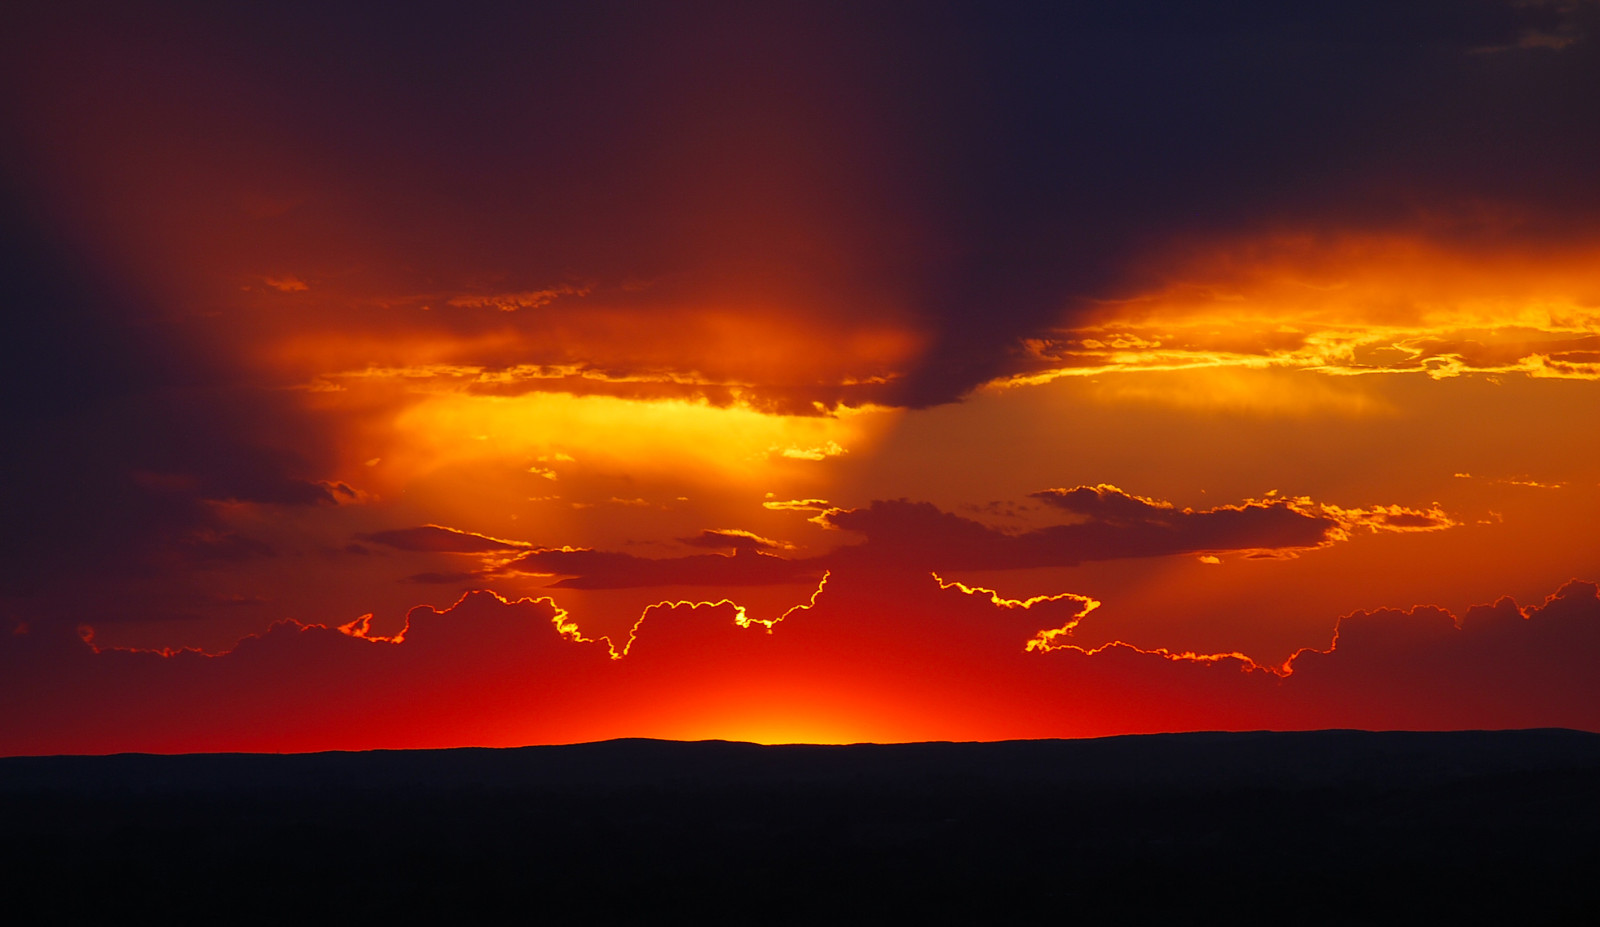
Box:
left=3, top=1, right=1598, bottom=752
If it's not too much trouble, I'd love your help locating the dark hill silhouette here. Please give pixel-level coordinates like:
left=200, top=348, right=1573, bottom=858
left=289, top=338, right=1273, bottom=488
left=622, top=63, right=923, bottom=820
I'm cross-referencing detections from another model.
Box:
left=5, top=730, right=1598, bottom=922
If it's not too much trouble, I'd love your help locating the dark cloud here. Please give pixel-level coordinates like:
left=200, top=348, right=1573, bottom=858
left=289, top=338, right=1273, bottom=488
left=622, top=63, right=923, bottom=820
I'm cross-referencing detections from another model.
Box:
left=822, top=492, right=1337, bottom=571
left=1029, top=484, right=1176, bottom=524
left=1282, top=579, right=1600, bottom=729
left=489, top=488, right=1412, bottom=590
left=504, top=547, right=825, bottom=590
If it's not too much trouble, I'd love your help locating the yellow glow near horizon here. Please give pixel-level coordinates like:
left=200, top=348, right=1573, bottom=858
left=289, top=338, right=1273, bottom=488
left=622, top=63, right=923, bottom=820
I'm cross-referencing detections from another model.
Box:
left=653, top=710, right=884, bottom=746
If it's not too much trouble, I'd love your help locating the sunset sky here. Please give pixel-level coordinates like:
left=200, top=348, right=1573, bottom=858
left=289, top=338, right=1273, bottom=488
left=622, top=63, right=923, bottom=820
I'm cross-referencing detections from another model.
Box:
left=3, top=1, right=1598, bottom=754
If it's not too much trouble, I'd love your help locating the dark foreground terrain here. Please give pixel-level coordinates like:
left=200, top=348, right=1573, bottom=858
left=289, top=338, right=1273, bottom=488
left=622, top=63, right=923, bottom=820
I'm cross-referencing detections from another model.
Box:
left=4, top=730, right=1598, bottom=922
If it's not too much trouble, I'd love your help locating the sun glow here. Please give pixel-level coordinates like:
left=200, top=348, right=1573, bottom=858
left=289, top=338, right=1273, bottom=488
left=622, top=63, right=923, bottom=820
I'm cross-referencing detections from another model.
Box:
left=644, top=700, right=891, bottom=746
left=360, top=391, right=893, bottom=489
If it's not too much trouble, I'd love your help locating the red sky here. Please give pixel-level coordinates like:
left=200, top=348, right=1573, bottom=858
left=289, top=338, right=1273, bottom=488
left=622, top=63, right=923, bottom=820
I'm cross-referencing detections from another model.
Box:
left=3, top=1, right=1598, bottom=754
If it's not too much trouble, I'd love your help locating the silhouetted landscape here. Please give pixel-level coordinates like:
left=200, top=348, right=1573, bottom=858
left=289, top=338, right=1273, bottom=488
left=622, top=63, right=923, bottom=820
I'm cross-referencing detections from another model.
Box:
left=6, top=730, right=1598, bottom=922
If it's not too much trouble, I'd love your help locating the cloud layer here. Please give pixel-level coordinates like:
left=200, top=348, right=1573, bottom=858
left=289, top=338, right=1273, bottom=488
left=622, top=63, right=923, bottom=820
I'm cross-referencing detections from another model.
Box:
left=5, top=570, right=1595, bottom=754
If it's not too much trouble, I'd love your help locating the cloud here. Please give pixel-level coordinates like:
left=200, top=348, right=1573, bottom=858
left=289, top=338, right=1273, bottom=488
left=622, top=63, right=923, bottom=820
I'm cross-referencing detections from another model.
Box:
left=1454, top=472, right=1569, bottom=489
left=503, top=547, right=826, bottom=590
left=774, top=441, right=847, bottom=461
left=9, top=0, right=1600, bottom=445
left=212, top=478, right=346, bottom=507
left=1034, top=485, right=1456, bottom=544
left=1316, top=502, right=1457, bottom=536
left=306, top=358, right=909, bottom=418
left=932, top=574, right=1102, bottom=652
left=761, top=499, right=836, bottom=527
left=681, top=529, right=795, bottom=553
left=445, top=285, right=589, bottom=311
left=1281, top=580, right=1600, bottom=729
left=1009, top=326, right=1600, bottom=386
left=4, top=566, right=1597, bottom=754
left=1028, top=484, right=1176, bottom=523
left=1004, top=235, right=1600, bottom=390
left=485, top=487, right=1453, bottom=591
left=0, top=589, right=624, bottom=754
left=822, top=489, right=1345, bottom=571
left=356, top=525, right=533, bottom=554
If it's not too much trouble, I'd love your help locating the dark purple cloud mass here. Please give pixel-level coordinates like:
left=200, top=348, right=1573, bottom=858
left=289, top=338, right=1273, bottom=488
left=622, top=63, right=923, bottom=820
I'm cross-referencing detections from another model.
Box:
left=506, top=547, right=824, bottom=590
left=821, top=491, right=1338, bottom=571
left=395, top=486, right=1397, bottom=589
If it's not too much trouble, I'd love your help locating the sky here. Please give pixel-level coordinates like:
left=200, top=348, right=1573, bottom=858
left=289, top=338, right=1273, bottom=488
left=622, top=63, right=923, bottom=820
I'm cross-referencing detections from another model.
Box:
left=2, top=0, right=1598, bottom=754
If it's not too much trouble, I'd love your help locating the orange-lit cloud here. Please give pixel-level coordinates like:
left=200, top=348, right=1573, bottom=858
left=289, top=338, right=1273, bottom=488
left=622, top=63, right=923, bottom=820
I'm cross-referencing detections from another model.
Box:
left=1004, top=234, right=1600, bottom=390
left=681, top=529, right=796, bottom=553
left=270, top=305, right=927, bottom=416
left=931, top=573, right=1101, bottom=651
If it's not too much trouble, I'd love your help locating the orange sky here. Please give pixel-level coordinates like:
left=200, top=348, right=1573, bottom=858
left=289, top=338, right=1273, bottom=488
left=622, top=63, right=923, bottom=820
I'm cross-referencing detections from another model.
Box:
left=2, top=2, right=1598, bottom=754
